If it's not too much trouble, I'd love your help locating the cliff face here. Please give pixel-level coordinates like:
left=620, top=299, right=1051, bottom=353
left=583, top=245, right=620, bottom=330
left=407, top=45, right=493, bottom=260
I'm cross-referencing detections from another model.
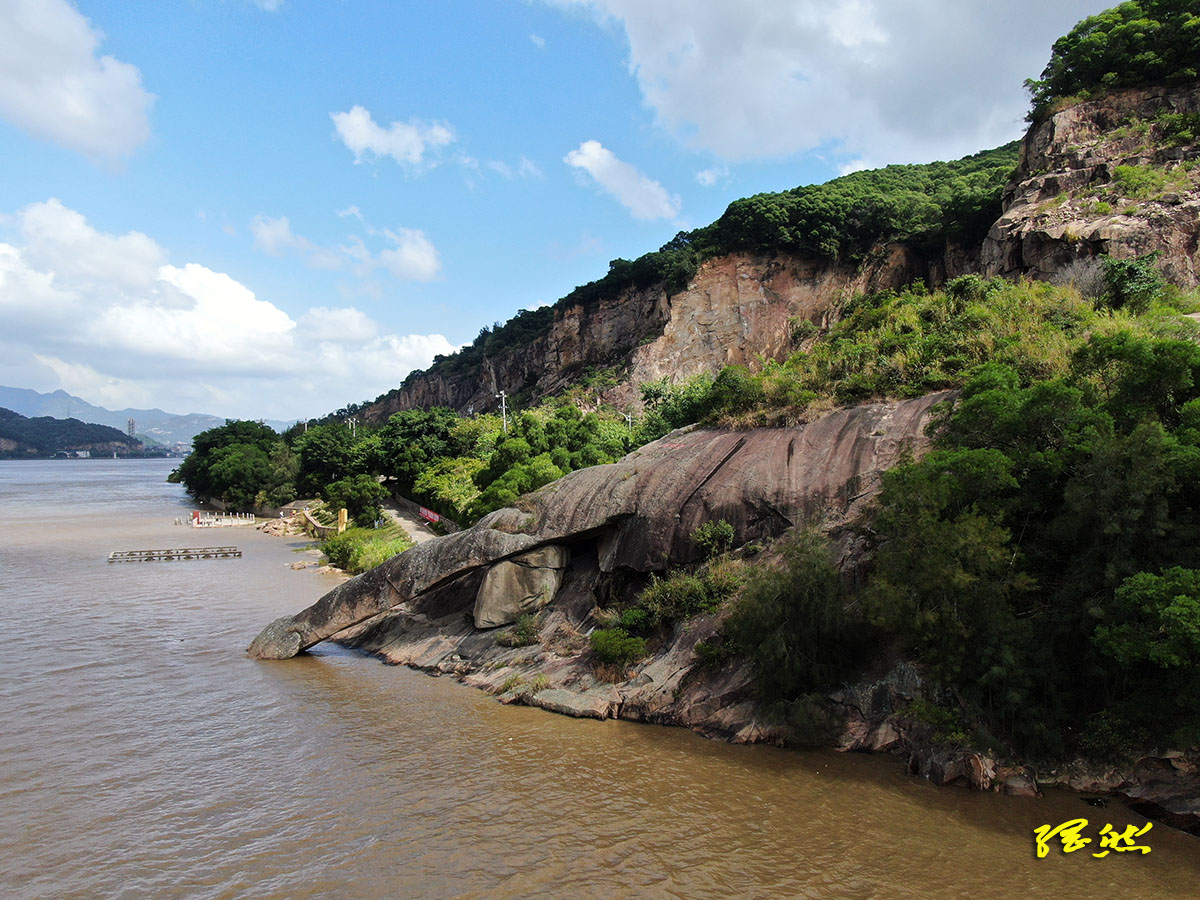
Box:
left=364, top=244, right=969, bottom=420
left=358, top=83, right=1198, bottom=424
left=364, top=282, right=670, bottom=419
left=982, top=83, right=1200, bottom=285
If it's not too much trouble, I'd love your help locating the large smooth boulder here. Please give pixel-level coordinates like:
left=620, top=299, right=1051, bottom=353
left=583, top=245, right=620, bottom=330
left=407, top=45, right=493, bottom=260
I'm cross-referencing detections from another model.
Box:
left=473, top=545, right=569, bottom=628
left=248, top=392, right=951, bottom=659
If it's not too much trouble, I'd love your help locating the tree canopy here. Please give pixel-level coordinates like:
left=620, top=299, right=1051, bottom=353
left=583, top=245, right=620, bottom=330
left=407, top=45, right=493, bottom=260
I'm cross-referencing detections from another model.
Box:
left=1027, top=0, right=1200, bottom=119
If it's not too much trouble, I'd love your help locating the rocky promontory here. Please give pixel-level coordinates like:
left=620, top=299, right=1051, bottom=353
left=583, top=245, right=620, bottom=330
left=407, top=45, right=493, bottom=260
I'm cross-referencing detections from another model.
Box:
left=249, top=392, right=950, bottom=660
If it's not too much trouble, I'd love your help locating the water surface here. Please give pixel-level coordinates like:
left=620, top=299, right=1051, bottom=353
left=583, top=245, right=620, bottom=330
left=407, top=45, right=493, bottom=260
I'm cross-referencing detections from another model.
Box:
left=1, top=459, right=1196, bottom=899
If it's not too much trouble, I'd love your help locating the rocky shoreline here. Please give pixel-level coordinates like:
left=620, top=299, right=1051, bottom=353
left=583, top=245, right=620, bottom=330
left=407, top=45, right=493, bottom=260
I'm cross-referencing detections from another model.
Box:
left=332, top=605, right=1200, bottom=836
left=251, top=398, right=1200, bottom=837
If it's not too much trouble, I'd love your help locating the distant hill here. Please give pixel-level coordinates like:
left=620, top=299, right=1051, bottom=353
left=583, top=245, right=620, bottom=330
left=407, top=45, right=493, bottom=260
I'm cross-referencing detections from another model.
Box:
left=0, top=408, right=143, bottom=458
left=0, top=386, right=293, bottom=445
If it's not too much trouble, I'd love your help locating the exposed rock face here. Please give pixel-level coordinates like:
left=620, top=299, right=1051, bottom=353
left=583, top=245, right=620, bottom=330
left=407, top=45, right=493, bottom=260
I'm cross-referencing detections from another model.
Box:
left=473, top=545, right=569, bottom=628
left=247, top=392, right=950, bottom=659
left=362, top=246, right=969, bottom=421
left=983, top=84, right=1200, bottom=285
left=357, top=84, right=1200, bottom=430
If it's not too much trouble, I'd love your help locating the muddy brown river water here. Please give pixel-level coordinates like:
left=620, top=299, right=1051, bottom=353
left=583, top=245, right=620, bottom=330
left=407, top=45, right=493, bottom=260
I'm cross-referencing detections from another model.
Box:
left=1, top=459, right=1196, bottom=899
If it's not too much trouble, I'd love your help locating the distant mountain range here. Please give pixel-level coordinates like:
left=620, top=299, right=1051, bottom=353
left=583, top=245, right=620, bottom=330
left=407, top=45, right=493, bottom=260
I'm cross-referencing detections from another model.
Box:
left=0, top=386, right=293, bottom=446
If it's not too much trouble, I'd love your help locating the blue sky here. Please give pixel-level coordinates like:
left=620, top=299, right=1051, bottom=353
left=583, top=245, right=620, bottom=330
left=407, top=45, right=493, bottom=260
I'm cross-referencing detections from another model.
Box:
left=0, top=0, right=1103, bottom=421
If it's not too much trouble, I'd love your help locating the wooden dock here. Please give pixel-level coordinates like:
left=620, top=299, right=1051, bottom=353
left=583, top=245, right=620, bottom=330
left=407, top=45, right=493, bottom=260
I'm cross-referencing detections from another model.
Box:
left=108, top=546, right=242, bottom=563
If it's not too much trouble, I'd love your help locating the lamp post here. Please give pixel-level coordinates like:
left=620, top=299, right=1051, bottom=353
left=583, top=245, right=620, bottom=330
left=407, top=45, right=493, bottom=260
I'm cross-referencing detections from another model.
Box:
left=495, top=391, right=508, bottom=434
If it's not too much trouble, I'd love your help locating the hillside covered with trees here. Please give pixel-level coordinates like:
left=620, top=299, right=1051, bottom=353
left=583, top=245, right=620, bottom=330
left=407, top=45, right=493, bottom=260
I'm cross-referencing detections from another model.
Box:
left=0, top=408, right=143, bottom=458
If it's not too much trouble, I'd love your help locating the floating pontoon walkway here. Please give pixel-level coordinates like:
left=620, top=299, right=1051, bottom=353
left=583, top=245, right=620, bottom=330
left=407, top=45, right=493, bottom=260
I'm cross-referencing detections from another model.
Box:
left=108, top=546, right=242, bottom=563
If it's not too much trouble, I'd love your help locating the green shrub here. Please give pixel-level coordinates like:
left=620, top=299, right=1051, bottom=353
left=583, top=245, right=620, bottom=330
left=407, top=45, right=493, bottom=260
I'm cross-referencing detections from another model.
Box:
left=323, top=474, right=387, bottom=527
left=1157, top=110, right=1200, bottom=146
left=1100, top=252, right=1165, bottom=313
left=321, top=526, right=414, bottom=574
left=693, top=639, right=737, bottom=670
left=496, top=613, right=541, bottom=648
left=590, top=628, right=648, bottom=666
left=902, top=700, right=972, bottom=748
left=1110, top=164, right=1174, bottom=200
left=692, top=519, right=735, bottom=559
left=761, top=694, right=845, bottom=747
left=616, top=607, right=650, bottom=635
left=725, top=530, right=870, bottom=699
left=637, top=561, right=744, bottom=628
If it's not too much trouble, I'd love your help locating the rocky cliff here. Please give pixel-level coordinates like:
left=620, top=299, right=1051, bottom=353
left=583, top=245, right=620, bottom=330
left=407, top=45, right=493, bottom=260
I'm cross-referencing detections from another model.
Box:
left=360, top=82, right=1198, bottom=425
left=982, top=83, right=1200, bottom=285
left=361, top=245, right=972, bottom=421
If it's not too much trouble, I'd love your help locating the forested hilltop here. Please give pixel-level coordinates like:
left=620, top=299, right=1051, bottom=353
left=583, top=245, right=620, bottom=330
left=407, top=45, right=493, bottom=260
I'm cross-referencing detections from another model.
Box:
left=232, top=1, right=1200, bottom=794
left=0, top=408, right=143, bottom=458
left=356, top=141, right=1019, bottom=412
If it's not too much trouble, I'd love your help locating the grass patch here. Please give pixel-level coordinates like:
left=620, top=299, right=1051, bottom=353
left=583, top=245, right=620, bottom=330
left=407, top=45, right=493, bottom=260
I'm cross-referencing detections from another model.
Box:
left=496, top=613, right=541, bottom=648
left=1109, top=163, right=1190, bottom=201
left=320, top=524, right=414, bottom=574
left=590, top=628, right=648, bottom=666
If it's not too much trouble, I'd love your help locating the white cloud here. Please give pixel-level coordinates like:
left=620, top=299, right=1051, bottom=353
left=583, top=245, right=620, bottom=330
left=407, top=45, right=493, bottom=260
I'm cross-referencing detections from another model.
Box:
left=485, top=156, right=543, bottom=179
left=518, top=156, right=543, bottom=178
left=251, top=214, right=307, bottom=256
left=530, top=33, right=546, bottom=49
left=545, top=0, right=1101, bottom=165
left=0, top=0, right=154, bottom=160
left=34, top=356, right=153, bottom=409
left=331, top=104, right=455, bottom=168
left=298, top=306, right=379, bottom=343
left=564, top=140, right=680, bottom=220
left=253, top=0, right=285, bottom=10
left=251, top=213, right=441, bottom=281
left=379, top=228, right=441, bottom=281
left=0, top=199, right=454, bottom=419
left=487, top=159, right=514, bottom=178
left=695, top=166, right=728, bottom=187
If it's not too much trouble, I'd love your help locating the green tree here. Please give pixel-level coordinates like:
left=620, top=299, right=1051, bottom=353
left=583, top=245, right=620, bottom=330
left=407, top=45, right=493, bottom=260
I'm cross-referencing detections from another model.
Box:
left=172, top=420, right=297, bottom=510
left=375, top=408, right=463, bottom=493
left=1026, top=1, right=1200, bottom=120
left=323, top=474, right=387, bottom=527
left=293, top=422, right=358, bottom=496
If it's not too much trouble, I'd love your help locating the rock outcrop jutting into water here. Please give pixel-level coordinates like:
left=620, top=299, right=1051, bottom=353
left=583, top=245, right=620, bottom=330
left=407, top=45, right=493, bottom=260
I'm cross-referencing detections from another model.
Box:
left=248, top=392, right=950, bottom=661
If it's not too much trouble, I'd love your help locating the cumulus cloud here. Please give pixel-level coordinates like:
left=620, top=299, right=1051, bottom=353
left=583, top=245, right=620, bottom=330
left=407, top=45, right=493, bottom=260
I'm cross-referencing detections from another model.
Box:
left=331, top=105, right=455, bottom=168
left=251, top=213, right=441, bottom=281
left=253, top=0, right=285, bottom=10
left=695, top=166, right=728, bottom=187
left=0, top=0, right=154, bottom=160
left=564, top=140, right=680, bottom=220
left=0, top=199, right=454, bottom=419
left=33, top=356, right=153, bottom=409
left=545, top=0, right=1100, bottom=165
left=378, top=228, right=441, bottom=281
left=530, top=33, right=546, bottom=49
